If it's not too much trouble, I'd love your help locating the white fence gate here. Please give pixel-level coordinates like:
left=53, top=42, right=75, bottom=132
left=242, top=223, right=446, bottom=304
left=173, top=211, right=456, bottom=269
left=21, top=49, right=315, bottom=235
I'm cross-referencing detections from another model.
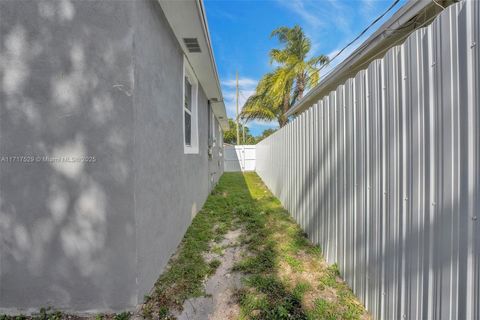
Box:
left=224, top=145, right=256, bottom=172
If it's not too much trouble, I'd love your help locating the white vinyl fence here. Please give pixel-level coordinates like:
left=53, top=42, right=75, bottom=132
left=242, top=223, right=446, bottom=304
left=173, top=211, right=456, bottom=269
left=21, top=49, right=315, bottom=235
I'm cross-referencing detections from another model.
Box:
left=224, top=145, right=256, bottom=172
left=256, top=2, right=479, bottom=319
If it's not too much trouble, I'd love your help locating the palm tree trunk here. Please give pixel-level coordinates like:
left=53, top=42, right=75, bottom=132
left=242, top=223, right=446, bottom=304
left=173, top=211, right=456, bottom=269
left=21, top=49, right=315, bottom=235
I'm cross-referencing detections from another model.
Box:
left=296, top=74, right=306, bottom=100
left=278, top=90, right=291, bottom=128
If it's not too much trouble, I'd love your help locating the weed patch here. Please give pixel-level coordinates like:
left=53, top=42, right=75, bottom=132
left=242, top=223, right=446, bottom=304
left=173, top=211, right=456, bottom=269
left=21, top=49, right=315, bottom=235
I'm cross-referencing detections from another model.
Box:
left=0, top=309, right=131, bottom=320
left=231, top=173, right=368, bottom=320
left=141, top=173, right=259, bottom=318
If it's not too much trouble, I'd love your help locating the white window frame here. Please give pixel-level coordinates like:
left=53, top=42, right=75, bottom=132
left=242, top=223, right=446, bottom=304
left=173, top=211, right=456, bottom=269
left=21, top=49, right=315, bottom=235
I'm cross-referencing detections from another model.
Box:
left=211, top=111, right=216, bottom=147
left=183, top=57, right=199, bottom=154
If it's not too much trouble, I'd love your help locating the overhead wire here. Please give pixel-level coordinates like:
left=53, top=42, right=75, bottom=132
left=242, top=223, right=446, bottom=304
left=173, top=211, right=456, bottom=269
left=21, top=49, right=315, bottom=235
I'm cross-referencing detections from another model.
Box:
left=432, top=0, right=445, bottom=10
left=298, top=0, right=403, bottom=89
left=298, top=0, right=443, bottom=100
left=317, top=0, right=401, bottom=73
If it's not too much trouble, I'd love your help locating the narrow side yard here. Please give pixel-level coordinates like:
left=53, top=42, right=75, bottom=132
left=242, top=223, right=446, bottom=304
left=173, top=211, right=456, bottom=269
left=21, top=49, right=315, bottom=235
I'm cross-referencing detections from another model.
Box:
left=144, top=172, right=369, bottom=320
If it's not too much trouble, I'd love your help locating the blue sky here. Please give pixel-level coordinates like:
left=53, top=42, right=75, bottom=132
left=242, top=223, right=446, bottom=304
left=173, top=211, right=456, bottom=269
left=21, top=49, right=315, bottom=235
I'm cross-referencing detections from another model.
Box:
left=204, top=0, right=407, bottom=136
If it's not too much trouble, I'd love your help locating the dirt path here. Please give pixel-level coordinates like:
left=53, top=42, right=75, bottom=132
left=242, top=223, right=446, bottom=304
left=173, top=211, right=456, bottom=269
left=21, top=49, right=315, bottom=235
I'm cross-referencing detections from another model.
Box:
left=173, top=229, right=244, bottom=320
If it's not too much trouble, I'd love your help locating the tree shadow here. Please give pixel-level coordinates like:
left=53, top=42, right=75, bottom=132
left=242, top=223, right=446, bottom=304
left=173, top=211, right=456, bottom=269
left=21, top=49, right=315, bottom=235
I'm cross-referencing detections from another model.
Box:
left=1, top=0, right=136, bottom=311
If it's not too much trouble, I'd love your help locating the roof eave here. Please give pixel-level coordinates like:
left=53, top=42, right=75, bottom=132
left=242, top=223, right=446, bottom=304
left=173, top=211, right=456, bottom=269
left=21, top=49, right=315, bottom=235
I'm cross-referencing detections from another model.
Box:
left=195, top=0, right=229, bottom=131
left=158, top=0, right=229, bottom=131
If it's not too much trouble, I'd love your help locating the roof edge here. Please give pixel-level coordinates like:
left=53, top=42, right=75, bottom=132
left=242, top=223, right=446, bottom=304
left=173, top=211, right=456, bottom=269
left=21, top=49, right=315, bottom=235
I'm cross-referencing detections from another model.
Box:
left=158, top=0, right=229, bottom=131
left=195, top=0, right=229, bottom=131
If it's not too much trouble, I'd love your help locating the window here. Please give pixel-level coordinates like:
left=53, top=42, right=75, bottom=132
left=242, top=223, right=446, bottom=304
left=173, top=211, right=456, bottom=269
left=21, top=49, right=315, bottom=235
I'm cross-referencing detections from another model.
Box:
left=207, top=102, right=217, bottom=147
left=183, top=57, right=198, bottom=154
left=208, top=102, right=212, bottom=146
left=211, top=107, right=216, bottom=146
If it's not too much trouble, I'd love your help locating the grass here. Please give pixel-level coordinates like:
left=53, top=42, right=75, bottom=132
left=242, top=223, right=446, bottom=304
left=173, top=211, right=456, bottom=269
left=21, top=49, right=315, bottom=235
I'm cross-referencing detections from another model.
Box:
left=231, top=173, right=369, bottom=320
left=142, top=173, right=257, bottom=318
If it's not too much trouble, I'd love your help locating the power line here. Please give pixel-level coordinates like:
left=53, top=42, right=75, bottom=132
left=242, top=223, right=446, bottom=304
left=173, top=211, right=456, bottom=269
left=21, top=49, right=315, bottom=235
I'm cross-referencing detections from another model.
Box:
left=298, top=0, right=403, bottom=93
left=432, top=0, right=445, bottom=9
left=318, top=0, right=401, bottom=73
left=239, top=91, right=249, bottom=100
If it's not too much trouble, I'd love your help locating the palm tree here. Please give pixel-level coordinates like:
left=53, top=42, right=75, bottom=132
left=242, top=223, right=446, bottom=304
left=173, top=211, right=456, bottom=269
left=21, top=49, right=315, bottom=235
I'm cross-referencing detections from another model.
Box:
left=240, top=69, right=291, bottom=127
left=241, top=25, right=329, bottom=127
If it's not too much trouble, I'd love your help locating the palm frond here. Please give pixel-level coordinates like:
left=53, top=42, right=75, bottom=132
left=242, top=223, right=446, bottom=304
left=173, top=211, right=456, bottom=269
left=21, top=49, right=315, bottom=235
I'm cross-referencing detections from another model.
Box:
left=308, top=54, right=329, bottom=67
left=243, top=26, right=329, bottom=126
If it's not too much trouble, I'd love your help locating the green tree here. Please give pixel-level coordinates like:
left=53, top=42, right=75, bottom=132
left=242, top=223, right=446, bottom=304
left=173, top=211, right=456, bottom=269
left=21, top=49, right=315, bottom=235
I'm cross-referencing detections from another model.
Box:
left=241, top=25, right=328, bottom=127
left=256, top=128, right=277, bottom=143
left=240, top=70, right=290, bottom=127
left=223, top=118, right=255, bottom=145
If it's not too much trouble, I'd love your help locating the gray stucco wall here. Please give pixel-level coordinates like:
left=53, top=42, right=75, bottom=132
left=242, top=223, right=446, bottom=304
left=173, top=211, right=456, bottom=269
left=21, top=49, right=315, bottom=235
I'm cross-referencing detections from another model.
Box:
left=132, top=0, right=216, bottom=300
left=0, top=0, right=137, bottom=312
left=0, top=0, right=223, bottom=313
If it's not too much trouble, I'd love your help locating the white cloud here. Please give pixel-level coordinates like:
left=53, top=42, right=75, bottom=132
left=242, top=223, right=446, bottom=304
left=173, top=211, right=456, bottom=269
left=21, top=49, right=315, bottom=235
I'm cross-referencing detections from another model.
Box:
left=362, top=0, right=377, bottom=9
left=249, top=119, right=278, bottom=128
left=320, top=44, right=359, bottom=78
left=221, top=77, right=257, bottom=88
left=362, top=0, right=376, bottom=8
left=221, top=77, right=257, bottom=119
left=361, top=0, right=377, bottom=17
left=328, top=49, right=340, bottom=60
left=221, top=77, right=279, bottom=132
left=208, top=7, right=237, bottom=22
left=277, top=0, right=324, bottom=28
left=277, top=0, right=352, bottom=33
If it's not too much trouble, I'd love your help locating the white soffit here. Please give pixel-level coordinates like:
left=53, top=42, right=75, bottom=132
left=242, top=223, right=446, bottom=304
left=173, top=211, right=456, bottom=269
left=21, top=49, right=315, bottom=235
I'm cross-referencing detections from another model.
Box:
left=158, top=0, right=229, bottom=131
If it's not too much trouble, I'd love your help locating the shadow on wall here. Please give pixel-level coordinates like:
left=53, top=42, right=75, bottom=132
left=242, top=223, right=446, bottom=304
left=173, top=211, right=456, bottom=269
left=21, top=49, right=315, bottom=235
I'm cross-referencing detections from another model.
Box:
left=0, top=0, right=137, bottom=311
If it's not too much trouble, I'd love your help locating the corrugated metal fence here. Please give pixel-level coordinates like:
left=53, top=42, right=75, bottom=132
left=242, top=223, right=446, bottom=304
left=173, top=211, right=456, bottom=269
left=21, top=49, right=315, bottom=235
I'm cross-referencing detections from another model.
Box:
left=256, top=1, right=479, bottom=319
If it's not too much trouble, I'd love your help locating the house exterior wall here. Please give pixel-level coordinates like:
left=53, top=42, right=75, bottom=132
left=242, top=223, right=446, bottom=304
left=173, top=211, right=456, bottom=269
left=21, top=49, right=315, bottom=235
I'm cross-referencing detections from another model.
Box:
left=0, top=0, right=137, bottom=312
left=132, top=0, right=224, bottom=301
left=0, top=0, right=224, bottom=313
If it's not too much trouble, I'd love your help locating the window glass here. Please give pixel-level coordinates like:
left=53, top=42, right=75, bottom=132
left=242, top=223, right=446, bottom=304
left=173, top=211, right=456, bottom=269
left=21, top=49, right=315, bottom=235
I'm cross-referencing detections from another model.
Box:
left=213, top=116, right=217, bottom=140
left=183, top=57, right=198, bottom=154
left=185, top=77, right=192, bottom=111
left=208, top=103, right=212, bottom=144
left=184, top=111, right=191, bottom=146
